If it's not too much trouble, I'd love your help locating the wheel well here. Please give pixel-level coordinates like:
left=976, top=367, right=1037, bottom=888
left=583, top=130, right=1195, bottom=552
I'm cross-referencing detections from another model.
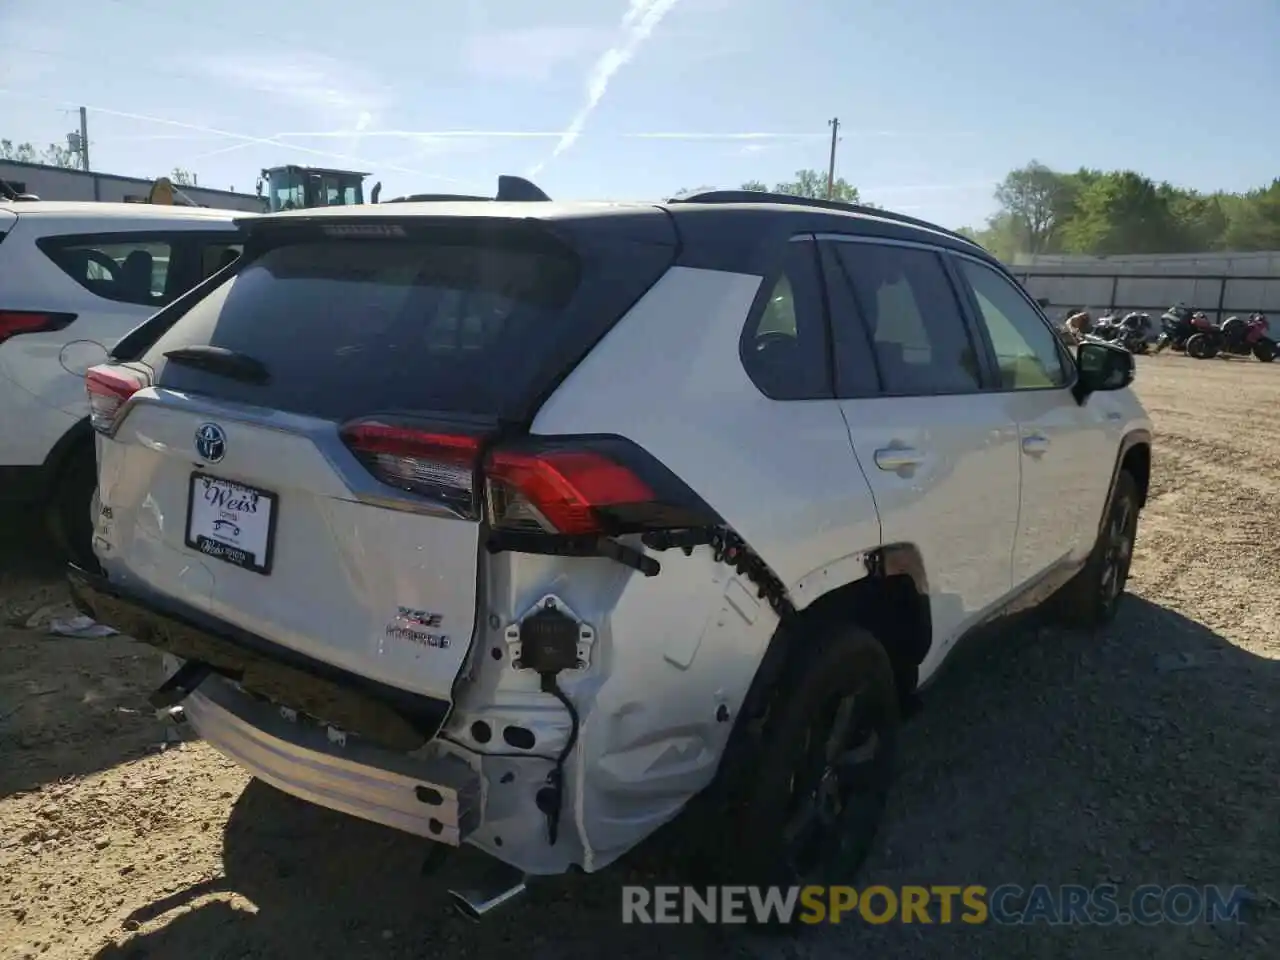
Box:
left=702, top=550, right=932, bottom=815
left=797, top=572, right=930, bottom=697
left=41, top=417, right=94, bottom=499
left=743, top=555, right=932, bottom=719
left=1122, top=442, right=1150, bottom=507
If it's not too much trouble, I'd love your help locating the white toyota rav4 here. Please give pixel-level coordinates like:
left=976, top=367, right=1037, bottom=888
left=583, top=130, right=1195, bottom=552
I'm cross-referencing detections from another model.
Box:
left=69, top=183, right=1152, bottom=916
left=0, top=201, right=244, bottom=566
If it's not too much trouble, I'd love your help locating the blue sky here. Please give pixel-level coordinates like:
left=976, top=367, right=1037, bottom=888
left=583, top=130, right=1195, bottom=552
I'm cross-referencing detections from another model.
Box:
left=1, top=0, right=1276, bottom=228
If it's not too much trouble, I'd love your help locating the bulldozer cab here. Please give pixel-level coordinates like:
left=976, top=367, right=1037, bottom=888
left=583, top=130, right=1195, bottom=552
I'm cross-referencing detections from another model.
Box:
left=258, top=165, right=369, bottom=212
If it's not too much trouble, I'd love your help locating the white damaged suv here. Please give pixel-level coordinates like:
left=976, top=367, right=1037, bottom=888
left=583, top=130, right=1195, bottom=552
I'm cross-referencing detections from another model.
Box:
left=69, top=181, right=1152, bottom=912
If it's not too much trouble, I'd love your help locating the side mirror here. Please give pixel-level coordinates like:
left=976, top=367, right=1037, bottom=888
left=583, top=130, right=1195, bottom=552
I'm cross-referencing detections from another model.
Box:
left=1073, top=340, right=1134, bottom=404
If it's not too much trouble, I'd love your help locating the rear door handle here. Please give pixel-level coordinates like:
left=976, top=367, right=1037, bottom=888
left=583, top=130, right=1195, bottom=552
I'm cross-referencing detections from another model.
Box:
left=874, top=446, right=924, bottom=472
left=1021, top=434, right=1050, bottom=457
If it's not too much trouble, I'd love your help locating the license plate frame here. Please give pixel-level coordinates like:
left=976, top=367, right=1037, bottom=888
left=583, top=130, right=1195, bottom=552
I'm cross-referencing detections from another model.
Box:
left=184, top=472, right=279, bottom=576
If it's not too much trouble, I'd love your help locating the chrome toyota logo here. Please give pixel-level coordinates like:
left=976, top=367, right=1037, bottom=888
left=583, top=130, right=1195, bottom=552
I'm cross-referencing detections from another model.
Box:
left=195, top=423, right=226, bottom=462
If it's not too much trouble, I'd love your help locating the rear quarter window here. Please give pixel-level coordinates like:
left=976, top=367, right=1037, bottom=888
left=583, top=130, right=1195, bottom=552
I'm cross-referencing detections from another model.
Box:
left=39, top=237, right=175, bottom=308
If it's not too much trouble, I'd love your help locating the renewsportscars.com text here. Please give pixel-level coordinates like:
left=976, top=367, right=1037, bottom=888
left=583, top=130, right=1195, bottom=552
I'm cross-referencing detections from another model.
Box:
left=621, top=884, right=1250, bottom=925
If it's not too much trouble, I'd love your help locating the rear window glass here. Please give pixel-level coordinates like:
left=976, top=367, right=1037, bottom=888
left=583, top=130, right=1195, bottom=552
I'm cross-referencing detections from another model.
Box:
left=144, top=239, right=582, bottom=421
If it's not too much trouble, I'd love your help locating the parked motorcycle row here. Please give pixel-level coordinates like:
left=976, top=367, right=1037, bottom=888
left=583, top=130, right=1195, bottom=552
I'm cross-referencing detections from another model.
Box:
left=1056, top=305, right=1275, bottom=363
left=1150, top=305, right=1276, bottom=363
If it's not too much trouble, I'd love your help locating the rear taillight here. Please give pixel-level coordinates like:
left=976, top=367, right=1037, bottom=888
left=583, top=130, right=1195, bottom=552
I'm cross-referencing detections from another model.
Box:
left=340, top=421, right=718, bottom=535
left=0, top=310, right=76, bottom=347
left=86, top=364, right=147, bottom=434
left=486, top=447, right=655, bottom=535
left=340, top=421, right=485, bottom=517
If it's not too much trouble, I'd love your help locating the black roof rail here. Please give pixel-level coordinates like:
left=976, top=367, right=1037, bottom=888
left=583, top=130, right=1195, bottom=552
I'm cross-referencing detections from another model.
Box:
left=666, top=189, right=982, bottom=249
left=379, top=175, right=552, bottom=205
left=386, top=193, right=491, bottom=203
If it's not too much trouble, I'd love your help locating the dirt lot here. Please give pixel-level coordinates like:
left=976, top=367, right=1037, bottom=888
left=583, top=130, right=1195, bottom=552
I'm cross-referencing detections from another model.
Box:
left=2, top=355, right=1278, bottom=960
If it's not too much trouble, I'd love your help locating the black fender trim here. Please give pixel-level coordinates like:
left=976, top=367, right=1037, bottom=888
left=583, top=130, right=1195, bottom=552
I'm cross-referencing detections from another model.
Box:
left=41, top=416, right=95, bottom=493
left=1097, top=429, right=1152, bottom=538
left=867, top=542, right=930, bottom=598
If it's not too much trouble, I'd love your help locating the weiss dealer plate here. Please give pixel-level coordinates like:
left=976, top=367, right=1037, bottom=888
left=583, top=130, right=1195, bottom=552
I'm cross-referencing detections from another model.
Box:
left=184, top=473, right=278, bottom=575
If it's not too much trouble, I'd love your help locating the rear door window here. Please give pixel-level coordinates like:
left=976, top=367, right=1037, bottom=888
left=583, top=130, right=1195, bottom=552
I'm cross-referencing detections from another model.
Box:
left=828, top=242, right=983, bottom=395
left=143, top=237, right=591, bottom=422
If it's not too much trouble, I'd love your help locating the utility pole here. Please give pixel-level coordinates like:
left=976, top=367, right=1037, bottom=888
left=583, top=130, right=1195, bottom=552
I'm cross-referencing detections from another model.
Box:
left=825, top=117, right=840, bottom=199
left=78, top=107, right=90, bottom=172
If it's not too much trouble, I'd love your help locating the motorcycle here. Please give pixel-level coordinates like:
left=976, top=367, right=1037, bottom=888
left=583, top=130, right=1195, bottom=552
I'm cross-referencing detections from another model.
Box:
left=1154, top=307, right=1212, bottom=354
left=1088, top=311, right=1150, bottom=354
left=1186, top=312, right=1276, bottom=362
left=1117, top=312, right=1152, bottom=354
left=1089, top=313, right=1123, bottom=343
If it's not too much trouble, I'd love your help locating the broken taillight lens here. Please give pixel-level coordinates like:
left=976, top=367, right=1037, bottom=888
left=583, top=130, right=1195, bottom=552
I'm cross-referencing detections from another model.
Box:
left=85, top=364, right=148, bottom=434
left=485, top=447, right=654, bottom=535
left=340, top=422, right=721, bottom=535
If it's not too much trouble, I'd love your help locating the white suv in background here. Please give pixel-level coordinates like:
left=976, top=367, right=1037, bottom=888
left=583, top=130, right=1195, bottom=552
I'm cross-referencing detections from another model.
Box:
left=0, top=201, right=244, bottom=565
left=69, top=185, right=1152, bottom=920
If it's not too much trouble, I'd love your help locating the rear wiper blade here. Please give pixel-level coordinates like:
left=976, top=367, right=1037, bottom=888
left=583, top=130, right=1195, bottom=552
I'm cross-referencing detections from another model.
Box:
left=163, top=345, right=270, bottom=385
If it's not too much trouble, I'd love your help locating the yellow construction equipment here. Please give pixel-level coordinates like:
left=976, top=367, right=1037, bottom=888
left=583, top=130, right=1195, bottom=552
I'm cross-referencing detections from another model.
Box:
left=144, top=176, right=202, bottom=206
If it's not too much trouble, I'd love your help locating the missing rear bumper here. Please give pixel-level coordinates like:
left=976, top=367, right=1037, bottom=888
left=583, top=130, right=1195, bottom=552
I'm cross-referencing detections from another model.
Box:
left=184, top=672, right=482, bottom=844
left=66, top=564, right=451, bottom=752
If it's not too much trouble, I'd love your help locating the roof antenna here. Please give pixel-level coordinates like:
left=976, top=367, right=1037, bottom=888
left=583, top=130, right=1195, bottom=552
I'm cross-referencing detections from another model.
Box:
left=497, top=175, right=551, bottom=202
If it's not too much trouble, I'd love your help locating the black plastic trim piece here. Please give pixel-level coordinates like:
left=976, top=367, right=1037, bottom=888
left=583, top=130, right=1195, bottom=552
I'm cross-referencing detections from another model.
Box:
left=0, top=465, right=48, bottom=504
left=1098, top=430, right=1152, bottom=534
left=485, top=531, right=661, bottom=576
left=668, top=190, right=985, bottom=251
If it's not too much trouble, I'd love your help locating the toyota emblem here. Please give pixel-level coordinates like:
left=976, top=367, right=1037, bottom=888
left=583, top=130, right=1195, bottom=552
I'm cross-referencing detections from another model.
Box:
left=195, top=422, right=226, bottom=462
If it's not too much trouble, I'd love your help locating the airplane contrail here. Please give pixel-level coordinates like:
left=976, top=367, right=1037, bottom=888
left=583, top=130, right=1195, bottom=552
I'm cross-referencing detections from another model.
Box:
left=529, top=0, right=683, bottom=175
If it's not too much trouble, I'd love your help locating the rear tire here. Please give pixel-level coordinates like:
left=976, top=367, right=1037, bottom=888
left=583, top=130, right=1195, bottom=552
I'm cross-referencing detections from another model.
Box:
left=1254, top=340, right=1276, bottom=363
left=1054, top=471, right=1140, bottom=629
left=701, top=625, right=899, bottom=926
left=47, top=441, right=100, bottom=572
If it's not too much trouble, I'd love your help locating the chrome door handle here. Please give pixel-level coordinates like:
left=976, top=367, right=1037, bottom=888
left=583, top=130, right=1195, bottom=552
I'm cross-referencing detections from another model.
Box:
left=1021, top=434, right=1050, bottom=457
left=874, top=446, right=924, bottom=472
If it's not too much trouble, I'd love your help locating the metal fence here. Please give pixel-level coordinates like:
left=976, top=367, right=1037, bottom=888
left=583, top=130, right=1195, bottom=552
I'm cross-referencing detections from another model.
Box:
left=1014, top=270, right=1280, bottom=325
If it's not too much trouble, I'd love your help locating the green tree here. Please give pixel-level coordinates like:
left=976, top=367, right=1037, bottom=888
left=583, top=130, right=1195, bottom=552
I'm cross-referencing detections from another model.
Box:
left=1061, top=171, right=1181, bottom=255
left=1221, top=180, right=1280, bottom=251
left=0, top=140, right=38, bottom=163
left=976, top=160, right=1280, bottom=257
left=742, top=168, right=860, bottom=202
left=38, top=143, right=79, bottom=169
left=993, top=161, right=1076, bottom=254
left=1162, top=186, right=1228, bottom=252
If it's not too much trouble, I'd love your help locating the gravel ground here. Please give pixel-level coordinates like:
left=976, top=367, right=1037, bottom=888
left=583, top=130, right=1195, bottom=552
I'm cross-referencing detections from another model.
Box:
left=1, top=354, right=1277, bottom=960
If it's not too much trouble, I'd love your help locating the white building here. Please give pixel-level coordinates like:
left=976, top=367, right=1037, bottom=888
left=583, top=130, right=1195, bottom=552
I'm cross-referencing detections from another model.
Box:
left=0, top=159, right=264, bottom=213
left=1011, top=251, right=1280, bottom=323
